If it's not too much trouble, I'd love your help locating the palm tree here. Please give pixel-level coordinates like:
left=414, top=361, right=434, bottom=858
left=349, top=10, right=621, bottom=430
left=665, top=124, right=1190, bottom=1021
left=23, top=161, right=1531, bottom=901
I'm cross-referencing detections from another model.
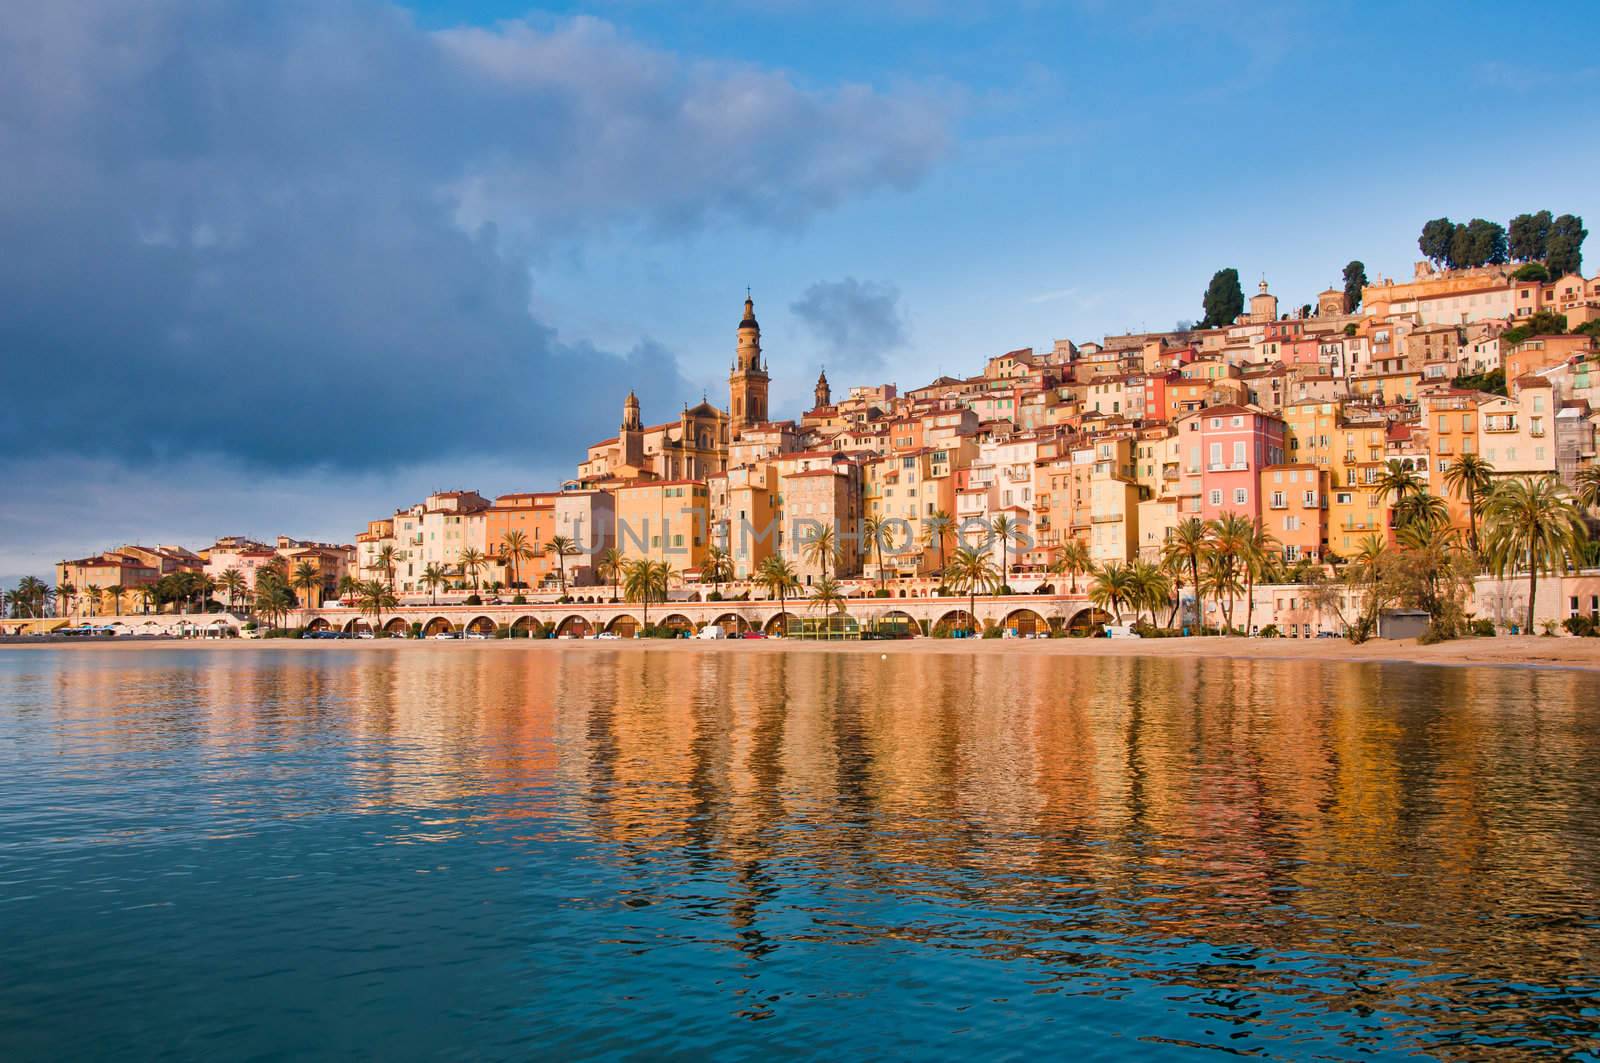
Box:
left=501, top=530, right=531, bottom=591
left=1160, top=551, right=1187, bottom=628
left=1392, top=490, right=1449, bottom=532
left=292, top=562, right=322, bottom=614
left=375, top=544, right=398, bottom=590
left=1483, top=475, right=1589, bottom=634
left=1373, top=459, right=1424, bottom=509
left=1240, top=519, right=1279, bottom=636
left=1575, top=464, right=1600, bottom=515
left=458, top=547, right=485, bottom=593
left=595, top=547, right=625, bottom=603
left=921, top=509, right=955, bottom=580
left=623, top=558, right=673, bottom=633
left=1127, top=560, right=1171, bottom=628
left=1203, top=513, right=1254, bottom=634
left=990, top=513, right=1022, bottom=591
left=105, top=584, right=125, bottom=616
left=1052, top=538, right=1092, bottom=594
left=55, top=581, right=74, bottom=618
left=1163, top=517, right=1209, bottom=633
left=1442, top=454, right=1496, bottom=559
left=1198, top=552, right=1244, bottom=633
left=701, top=545, right=734, bottom=596
left=808, top=575, right=846, bottom=618
left=1089, top=562, right=1137, bottom=624
left=80, top=585, right=99, bottom=617
left=944, top=545, right=998, bottom=636
left=255, top=579, right=292, bottom=630
left=801, top=524, right=837, bottom=581
left=863, top=514, right=889, bottom=592
left=218, top=567, right=247, bottom=613
left=357, top=579, right=398, bottom=632
left=335, top=573, right=359, bottom=607
left=546, top=535, right=577, bottom=597
left=421, top=563, right=447, bottom=606
left=755, top=555, right=799, bottom=632
left=16, top=576, right=48, bottom=617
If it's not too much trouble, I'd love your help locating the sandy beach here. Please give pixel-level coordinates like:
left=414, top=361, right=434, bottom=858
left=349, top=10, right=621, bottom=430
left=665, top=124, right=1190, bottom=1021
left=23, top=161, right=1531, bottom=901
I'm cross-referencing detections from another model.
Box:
left=7, top=633, right=1600, bottom=672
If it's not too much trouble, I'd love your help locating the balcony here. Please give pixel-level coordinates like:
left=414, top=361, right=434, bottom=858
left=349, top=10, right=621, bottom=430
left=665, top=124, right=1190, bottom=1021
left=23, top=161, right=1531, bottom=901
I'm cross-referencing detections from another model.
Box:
left=1484, top=419, right=1518, bottom=434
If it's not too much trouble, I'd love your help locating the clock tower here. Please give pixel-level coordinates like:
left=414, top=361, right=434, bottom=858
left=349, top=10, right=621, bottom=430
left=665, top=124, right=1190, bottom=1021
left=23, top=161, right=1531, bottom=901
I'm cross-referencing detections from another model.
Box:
left=728, top=293, right=769, bottom=432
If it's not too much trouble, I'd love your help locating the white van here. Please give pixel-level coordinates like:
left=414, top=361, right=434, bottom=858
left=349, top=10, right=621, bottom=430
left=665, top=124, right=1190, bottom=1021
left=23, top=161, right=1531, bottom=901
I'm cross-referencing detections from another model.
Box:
left=695, top=624, right=726, bottom=640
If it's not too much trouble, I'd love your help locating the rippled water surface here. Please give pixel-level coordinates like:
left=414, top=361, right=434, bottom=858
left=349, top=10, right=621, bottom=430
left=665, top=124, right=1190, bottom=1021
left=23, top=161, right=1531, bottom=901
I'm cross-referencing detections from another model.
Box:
left=2, top=645, right=1599, bottom=1059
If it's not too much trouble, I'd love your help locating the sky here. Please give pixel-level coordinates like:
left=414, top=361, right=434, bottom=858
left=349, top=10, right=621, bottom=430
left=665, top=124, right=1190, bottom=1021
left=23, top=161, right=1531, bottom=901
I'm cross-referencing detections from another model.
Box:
left=3, top=0, right=1598, bottom=584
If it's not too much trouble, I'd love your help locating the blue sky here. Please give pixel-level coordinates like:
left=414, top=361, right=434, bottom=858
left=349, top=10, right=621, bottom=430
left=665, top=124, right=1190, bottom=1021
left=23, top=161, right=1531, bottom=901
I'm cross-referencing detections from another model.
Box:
left=1, top=0, right=1597, bottom=582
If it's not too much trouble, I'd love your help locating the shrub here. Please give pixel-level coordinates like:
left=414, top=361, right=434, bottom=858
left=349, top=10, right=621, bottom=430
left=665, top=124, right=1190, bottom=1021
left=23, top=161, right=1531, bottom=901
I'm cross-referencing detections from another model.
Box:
left=1417, top=623, right=1452, bottom=645
left=708, top=591, right=723, bottom=601
left=1540, top=620, right=1560, bottom=637
left=1470, top=618, right=1497, bottom=637
left=465, top=594, right=482, bottom=606
left=1258, top=624, right=1281, bottom=639
left=981, top=626, right=1003, bottom=639
left=873, top=588, right=890, bottom=598
left=931, top=627, right=949, bottom=639
left=495, top=624, right=511, bottom=639
left=242, top=620, right=257, bottom=631
left=511, top=595, right=527, bottom=605
left=1563, top=615, right=1596, bottom=638
left=409, top=622, right=423, bottom=638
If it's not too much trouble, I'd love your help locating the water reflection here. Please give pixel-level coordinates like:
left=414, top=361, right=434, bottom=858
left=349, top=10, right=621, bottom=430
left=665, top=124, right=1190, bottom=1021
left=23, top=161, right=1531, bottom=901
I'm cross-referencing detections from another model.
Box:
left=2, top=647, right=1598, bottom=1058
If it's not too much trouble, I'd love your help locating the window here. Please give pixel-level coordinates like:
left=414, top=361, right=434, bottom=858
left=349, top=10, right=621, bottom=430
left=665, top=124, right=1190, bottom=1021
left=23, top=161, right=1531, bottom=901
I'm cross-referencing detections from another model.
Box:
left=1209, top=490, right=1222, bottom=506
left=1234, top=488, right=1248, bottom=505
left=1304, top=490, right=1317, bottom=507
left=1271, top=491, right=1286, bottom=508
left=1233, top=441, right=1246, bottom=466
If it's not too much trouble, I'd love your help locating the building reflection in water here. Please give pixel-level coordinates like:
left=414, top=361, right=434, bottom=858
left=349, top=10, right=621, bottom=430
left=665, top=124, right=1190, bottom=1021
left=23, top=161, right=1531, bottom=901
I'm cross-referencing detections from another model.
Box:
left=15, top=646, right=1600, bottom=1053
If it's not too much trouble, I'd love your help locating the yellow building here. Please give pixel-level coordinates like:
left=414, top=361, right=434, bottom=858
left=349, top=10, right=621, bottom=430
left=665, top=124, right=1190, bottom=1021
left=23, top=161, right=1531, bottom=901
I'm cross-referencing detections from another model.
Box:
left=614, top=480, right=710, bottom=574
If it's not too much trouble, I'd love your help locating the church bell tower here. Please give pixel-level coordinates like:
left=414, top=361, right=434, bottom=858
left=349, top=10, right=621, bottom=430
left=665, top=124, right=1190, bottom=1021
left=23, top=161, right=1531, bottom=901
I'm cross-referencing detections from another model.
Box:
left=814, top=367, right=831, bottom=409
left=729, top=292, right=769, bottom=431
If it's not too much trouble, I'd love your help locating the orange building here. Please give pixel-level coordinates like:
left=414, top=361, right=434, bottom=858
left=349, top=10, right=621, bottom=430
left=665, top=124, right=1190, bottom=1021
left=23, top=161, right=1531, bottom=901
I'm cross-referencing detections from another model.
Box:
left=485, top=492, right=559, bottom=589
left=1260, top=464, right=1328, bottom=563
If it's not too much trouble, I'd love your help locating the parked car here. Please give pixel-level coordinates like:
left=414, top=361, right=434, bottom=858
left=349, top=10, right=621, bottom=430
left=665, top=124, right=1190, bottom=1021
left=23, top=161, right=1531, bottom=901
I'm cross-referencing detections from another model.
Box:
left=739, top=631, right=767, bottom=639
left=431, top=631, right=461, bottom=640
left=356, top=631, right=375, bottom=640
left=464, top=631, right=490, bottom=640
left=696, top=625, right=726, bottom=640
left=595, top=631, right=620, bottom=640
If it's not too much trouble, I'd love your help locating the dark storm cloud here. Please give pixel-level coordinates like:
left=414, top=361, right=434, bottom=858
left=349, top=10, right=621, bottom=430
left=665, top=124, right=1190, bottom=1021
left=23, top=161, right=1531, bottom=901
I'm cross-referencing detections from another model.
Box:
left=0, top=2, right=948, bottom=470
left=790, top=278, right=910, bottom=368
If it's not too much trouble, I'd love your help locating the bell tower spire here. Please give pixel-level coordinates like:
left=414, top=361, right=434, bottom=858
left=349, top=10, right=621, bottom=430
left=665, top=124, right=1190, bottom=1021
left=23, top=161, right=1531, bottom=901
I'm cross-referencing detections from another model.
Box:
left=814, top=367, right=830, bottom=409
left=729, top=290, right=769, bottom=432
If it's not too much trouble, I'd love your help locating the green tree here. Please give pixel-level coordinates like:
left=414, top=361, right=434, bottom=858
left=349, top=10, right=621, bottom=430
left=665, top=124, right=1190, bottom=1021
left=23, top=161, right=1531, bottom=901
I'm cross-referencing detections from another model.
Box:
left=1511, top=262, right=1550, bottom=283
left=1576, top=465, right=1600, bottom=514
left=292, top=561, right=321, bottom=612
left=801, top=524, right=837, bottom=581
left=989, top=513, right=1022, bottom=591
left=754, top=555, right=800, bottom=630
left=1463, top=218, right=1508, bottom=266
left=1051, top=538, right=1092, bottom=594
left=1127, top=560, right=1171, bottom=629
left=623, top=558, right=673, bottom=633
left=1206, top=513, right=1255, bottom=633
left=944, top=545, right=998, bottom=636
left=1089, top=562, right=1136, bottom=625
left=808, top=575, right=846, bottom=617
left=862, top=514, right=889, bottom=592
left=1442, top=454, right=1496, bottom=560
left=546, top=535, right=577, bottom=597
left=1162, top=517, right=1209, bottom=632
left=218, top=567, right=247, bottom=612
left=500, top=530, right=532, bottom=590
left=1201, top=268, right=1244, bottom=328
left=375, top=544, right=398, bottom=590
left=1240, top=519, right=1279, bottom=636
left=702, top=545, right=734, bottom=595
left=357, top=579, right=397, bottom=633
left=1419, top=217, right=1455, bottom=266
left=595, top=546, right=625, bottom=603
left=1483, top=475, right=1589, bottom=634
left=335, top=573, right=359, bottom=607
left=421, top=563, right=447, bottom=606
left=921, top=509, right=955, bottom=577
left=1547, top=213, right=1586, bottom=278
left=1342, top=260, right=1367, bottom=312
left=457, top=547, right=485, bottom=592
left=1508, top=210, right=1552, bottom=262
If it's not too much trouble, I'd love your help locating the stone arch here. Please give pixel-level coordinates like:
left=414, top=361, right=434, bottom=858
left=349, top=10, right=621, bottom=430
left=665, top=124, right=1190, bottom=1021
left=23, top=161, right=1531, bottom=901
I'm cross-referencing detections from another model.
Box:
left=305, top=617, right=332, bottom=632
left=382, top=617, right=410, bottom=636
left=341, top=617, right=371, bottom=633
left=933, top=609, right=978, bottom=637
left=1064, top=607, right=1112, bottom=634
left=762, top=611, right=795, bottom=635
left=712, top=612, right=750, bottom=635
left=465, top=616, right=497, bottom=635
left=510, top=616, right=545, bottom=638
left=605, top=614, right=640, bottom=637
left=555, top=615, right=592, bottom=638
left=423, top=616, right=455, bottom=637
left=1003, top=608, right=1048, bottom=636
left=659, top=613, right=694, bottom=636
left=872, top=609, right=920, bottom=638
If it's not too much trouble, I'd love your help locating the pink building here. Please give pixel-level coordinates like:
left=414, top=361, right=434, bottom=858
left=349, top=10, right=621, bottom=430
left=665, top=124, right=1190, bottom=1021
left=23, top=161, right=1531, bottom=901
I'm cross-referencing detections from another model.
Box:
left=1176, top=405, right=1287, bottom=521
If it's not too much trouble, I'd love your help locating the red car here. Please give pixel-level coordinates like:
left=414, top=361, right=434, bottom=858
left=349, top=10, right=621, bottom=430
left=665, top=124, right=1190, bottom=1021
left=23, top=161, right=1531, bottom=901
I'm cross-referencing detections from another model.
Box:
left=739, top=631, right=768, bottom=639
